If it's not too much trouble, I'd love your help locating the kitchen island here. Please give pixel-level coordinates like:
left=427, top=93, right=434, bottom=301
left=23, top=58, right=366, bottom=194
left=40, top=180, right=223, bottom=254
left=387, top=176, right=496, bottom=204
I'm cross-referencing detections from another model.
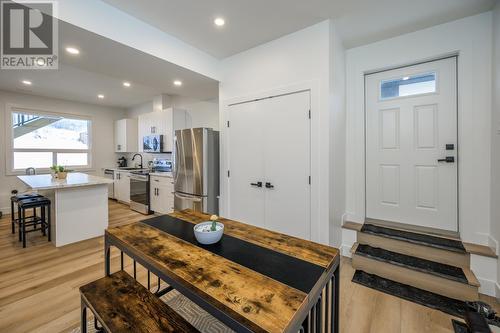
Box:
left=17, top=173, right=113, bottom=247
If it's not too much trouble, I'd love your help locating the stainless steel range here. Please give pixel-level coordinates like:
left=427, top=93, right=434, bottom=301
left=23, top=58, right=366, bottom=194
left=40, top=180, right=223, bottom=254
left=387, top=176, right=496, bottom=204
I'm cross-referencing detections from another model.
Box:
left=129, top=170, right=151, bottom=215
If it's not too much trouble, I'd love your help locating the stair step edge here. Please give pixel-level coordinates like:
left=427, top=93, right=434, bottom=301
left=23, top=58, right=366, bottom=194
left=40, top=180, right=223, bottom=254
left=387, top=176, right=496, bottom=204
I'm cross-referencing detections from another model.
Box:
left=354, top=244, right=475, bottom=286
left=360, top=223, right=467, bottom=254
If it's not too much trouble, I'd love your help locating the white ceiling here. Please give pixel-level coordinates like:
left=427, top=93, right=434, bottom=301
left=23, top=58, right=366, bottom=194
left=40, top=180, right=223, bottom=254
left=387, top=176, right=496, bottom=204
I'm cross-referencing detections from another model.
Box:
left=0, top=20, right=219, bottom=108
left=102, top=0, right=496, bottom=58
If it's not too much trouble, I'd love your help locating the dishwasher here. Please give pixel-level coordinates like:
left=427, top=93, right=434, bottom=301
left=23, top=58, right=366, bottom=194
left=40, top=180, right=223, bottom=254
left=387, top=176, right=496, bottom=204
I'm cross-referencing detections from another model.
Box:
left=104, top=169, right=115, bottom=199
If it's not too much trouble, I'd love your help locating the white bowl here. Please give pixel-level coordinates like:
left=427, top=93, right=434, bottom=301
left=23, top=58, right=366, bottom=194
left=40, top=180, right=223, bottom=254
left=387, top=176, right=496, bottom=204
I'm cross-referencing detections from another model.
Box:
left=193, top=222, right=224, bottom=245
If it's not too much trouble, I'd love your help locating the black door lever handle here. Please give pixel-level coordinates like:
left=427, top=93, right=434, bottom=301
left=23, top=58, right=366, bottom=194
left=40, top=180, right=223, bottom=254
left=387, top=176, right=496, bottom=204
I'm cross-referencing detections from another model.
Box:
left=265, top=182, right=274, bottom=189
left=438, top=156, right=455, bottom=163
left=250, top=182, right=263, bottom=187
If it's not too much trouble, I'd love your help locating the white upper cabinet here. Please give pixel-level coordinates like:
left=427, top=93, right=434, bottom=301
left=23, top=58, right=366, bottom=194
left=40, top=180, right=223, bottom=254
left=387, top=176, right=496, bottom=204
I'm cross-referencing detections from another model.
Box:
left=114, top=118, right=138, bottom=153
left=138, top=108, right=191, bottom=152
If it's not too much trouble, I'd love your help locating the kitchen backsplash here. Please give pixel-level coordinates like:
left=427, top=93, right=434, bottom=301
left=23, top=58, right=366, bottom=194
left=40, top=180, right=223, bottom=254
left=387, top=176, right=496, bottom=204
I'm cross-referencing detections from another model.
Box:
left=115, top=152, right=172, bottom=168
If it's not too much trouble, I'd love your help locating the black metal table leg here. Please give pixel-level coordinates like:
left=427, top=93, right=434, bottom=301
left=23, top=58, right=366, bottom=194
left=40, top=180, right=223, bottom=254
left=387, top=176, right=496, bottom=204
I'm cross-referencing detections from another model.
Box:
left=332, top=266, right=340, bottom=333
left=104, top=239, right=111, bottom=276
left=18, top=205, right=22, bottom=242
left=22, top=208, right=26, bottom=248
left=11, top=199, right=15, bottom=234
left=47, top=203, right=51, bottom=242
left=120, top=251, right=124, bottom=270
left=41, top=206, right=46, bottom=236
left=81, top=299, right=87, bottom=333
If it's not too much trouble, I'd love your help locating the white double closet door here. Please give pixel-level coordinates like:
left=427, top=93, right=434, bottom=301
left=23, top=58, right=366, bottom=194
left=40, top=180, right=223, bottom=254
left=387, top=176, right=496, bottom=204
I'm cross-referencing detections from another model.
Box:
left=227, top=90, right=311, bottom=240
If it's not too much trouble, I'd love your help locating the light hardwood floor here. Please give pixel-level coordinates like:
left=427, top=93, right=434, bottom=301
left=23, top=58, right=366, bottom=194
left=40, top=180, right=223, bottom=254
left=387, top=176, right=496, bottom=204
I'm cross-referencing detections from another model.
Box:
left=0, top=200, right=498, bottom=333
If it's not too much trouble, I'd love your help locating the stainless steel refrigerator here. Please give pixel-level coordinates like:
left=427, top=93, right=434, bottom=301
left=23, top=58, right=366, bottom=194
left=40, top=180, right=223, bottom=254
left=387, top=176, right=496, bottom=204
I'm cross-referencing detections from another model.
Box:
left=173, top=128, right=219, bottom=214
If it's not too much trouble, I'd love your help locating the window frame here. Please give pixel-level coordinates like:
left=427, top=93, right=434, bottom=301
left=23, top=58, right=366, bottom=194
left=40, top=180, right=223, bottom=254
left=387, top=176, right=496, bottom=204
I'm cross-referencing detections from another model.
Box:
left=5, top=104, right=94, bottom=175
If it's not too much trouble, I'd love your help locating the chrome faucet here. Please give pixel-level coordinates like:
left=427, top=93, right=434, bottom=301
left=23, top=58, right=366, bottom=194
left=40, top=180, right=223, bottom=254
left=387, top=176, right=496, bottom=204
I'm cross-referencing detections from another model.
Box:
left=25, top=167, right=36, bottom=175
left=132, top=154, right=143, bottom=169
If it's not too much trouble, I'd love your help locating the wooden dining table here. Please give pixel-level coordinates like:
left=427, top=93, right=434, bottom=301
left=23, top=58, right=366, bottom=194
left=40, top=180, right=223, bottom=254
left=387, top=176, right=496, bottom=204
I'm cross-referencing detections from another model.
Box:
left=104, top=209, right=340, bottom=333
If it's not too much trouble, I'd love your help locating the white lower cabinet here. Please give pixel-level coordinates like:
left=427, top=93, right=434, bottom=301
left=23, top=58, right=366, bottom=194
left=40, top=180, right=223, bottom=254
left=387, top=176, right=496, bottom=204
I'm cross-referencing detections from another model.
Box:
left=150, top=176, right=174, bottom=214
left=114, top=171, right=130, bottom=203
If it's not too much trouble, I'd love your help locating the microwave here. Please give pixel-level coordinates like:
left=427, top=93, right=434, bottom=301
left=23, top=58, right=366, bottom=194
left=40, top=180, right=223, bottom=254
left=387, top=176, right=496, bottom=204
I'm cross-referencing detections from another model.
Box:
left=143, top=135, right=164, bottom=153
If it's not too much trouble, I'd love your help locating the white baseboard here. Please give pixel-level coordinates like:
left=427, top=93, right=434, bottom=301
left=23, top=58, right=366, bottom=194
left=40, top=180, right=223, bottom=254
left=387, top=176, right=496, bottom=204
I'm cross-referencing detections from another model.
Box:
left=341, top=244, right=353, bottom=258
left=488, top=235, right=499, bottom=255
left=340, top=212, right=348, bottom=226
left=345, top=212, right=364, bottom=223
left=478, top=277, right=497, bottom=297
left=0, top=206, right=10, bottom=216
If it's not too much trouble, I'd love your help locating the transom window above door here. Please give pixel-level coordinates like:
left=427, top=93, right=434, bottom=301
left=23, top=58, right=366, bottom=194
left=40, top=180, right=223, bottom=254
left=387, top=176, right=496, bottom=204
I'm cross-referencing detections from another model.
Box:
left=380, top=72, right=437, bottom=100
left=7, top=107, right=92, bottom=173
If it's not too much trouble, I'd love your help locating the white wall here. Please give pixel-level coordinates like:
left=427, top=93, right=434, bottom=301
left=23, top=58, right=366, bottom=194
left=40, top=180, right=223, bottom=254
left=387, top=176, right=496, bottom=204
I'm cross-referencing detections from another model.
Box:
left=219, top=21, right=333, bottom=245
left=127, top=101, right=154, bottom=119
left=330, top=24, right=346, bottom=248
left=344, top=12, right=495, bottom=295
left=0, top=90, right=126, bottom=213
left=491, top=1, right=500, bottom=299
left=171, top=96, right=219, bottom=130
left=125, top=96, right=219, bottom=130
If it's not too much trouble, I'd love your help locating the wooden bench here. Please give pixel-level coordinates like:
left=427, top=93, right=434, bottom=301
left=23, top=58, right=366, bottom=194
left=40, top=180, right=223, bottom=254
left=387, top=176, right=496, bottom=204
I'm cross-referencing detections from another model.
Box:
left=80, top=270, right=199, bottom=333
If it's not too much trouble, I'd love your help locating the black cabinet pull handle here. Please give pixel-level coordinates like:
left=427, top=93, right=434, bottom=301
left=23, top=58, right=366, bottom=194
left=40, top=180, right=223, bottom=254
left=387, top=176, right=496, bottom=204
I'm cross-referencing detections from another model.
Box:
left=265, top=182, right=274, bottom=189
left=250, top=182, right=262, bottom=188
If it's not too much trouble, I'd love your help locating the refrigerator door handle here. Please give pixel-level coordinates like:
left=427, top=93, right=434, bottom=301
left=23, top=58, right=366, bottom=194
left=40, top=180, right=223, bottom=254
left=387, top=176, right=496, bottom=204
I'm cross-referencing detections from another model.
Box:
left=174, top=192, right=202, bottom=202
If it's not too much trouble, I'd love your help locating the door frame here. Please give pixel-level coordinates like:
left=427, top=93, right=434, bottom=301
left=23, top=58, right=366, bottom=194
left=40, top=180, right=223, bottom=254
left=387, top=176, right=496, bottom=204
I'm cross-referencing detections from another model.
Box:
left=363, top=55, right=460, bottom=234
left=220, top=80, right=329, bottom=244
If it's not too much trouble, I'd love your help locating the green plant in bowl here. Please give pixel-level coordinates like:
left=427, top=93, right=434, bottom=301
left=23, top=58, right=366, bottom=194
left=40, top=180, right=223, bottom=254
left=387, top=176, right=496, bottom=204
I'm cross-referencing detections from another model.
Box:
left=210, top=215, right=219, bottom=231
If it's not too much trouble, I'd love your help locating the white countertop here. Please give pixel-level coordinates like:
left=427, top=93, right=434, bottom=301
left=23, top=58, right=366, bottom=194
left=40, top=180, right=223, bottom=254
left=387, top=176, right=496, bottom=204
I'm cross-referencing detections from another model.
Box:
left=18, top=173, right=114, bottom=190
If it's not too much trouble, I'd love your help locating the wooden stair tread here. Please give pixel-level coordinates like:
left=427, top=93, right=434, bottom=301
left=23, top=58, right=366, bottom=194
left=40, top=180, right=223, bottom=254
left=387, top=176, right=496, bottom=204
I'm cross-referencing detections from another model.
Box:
left=342, top=221, right=363, bottom=232
left=352, top=270, right=477, bottom=314
left=80, top=271, right=199, bottom=333
left=354, top=244, right=476, bottom=286
left=463, top=242, right=498, bottom=258
left=361, top=223, right=467, bottom=253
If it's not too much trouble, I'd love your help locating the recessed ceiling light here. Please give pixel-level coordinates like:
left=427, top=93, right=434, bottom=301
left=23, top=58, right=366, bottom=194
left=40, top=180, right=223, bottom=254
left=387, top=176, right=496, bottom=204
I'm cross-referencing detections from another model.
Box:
left=402, top=76, right=410, bottom=81
left=173, top=80, right=182, bottom=86
left=214, top=17, right=225, bottom=27
left=22, top=80, right=32, bottom=85
left=123, top=81, right=131, bottom=87
left=97, top=94, right=105, bottom=99
left=65, top=47, right=80, bottom=55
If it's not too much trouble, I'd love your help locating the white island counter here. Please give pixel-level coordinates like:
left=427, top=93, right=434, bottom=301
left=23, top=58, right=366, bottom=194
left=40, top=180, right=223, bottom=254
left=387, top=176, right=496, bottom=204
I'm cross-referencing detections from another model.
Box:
left=17, top=173, right=113, bottom=247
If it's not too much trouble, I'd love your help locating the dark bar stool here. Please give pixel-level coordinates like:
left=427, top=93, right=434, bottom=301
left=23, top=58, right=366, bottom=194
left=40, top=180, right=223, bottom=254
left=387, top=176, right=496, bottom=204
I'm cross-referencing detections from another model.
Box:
left=17, top=197, right=51, bottom=248
left=11, top=193, right=43, bottom=234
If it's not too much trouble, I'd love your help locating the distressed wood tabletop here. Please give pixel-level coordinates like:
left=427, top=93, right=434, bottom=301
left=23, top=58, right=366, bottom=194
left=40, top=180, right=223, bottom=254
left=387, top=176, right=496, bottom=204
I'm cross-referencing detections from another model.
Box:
left=105, top=210, right=340, bottom=333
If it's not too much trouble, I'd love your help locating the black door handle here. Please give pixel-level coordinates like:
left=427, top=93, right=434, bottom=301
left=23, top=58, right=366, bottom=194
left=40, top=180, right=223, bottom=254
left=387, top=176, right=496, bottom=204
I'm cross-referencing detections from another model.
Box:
left=265, top=182, right=274, bottom=189
left=438, top=156, right=455, bottom=163
left=250, top=182, right=262, bottom=187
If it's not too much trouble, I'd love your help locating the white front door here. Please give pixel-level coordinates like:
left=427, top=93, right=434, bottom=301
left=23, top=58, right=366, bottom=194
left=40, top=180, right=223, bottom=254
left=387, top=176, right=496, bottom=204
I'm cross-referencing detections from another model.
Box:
left=227, top=90, right=311, bottom=239
left=365, top=57, right=458, bottom=231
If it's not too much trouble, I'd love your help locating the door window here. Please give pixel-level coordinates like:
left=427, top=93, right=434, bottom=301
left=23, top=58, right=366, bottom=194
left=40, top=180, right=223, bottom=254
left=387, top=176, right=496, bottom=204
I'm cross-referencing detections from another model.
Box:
left=380, top=72, right=436, bottom=100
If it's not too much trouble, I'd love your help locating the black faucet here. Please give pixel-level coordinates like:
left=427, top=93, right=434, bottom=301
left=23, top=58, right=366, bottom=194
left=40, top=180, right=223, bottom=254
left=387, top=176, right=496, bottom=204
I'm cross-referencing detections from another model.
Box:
left=132, top=154, right=143, bottom=169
